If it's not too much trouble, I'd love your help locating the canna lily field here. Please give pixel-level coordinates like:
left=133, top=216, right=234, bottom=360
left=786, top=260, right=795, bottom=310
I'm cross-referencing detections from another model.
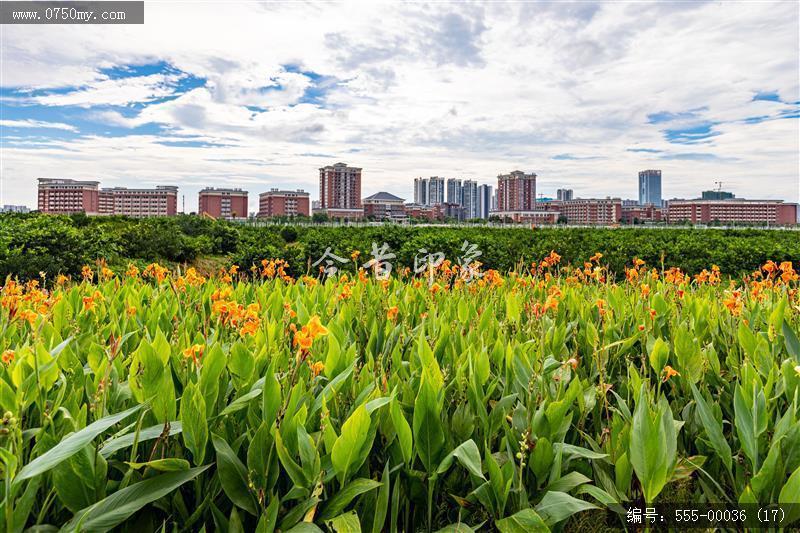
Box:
left=1, top=254, right=800, bottom=532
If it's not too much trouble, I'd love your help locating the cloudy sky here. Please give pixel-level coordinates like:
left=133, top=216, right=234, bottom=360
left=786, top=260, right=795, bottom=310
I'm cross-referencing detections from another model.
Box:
left=1, top=1, right=798, bottom=213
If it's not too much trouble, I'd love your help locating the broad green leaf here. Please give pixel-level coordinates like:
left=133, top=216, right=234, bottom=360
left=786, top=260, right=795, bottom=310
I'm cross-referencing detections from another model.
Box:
left=62, top=466, right=210, bottom=532
left=690, top=382, right=732, bottom=473
left=326, top=511, right=361, bottom=533
left=14, top=404, right=142, bottom=487
left=413, top=374, right=445, bottom=473
left=181, top=382, right=208, bottom=465
left=100, top=421, right=182, bottom=458
left=629, top=385, right=677, bottom=503
left=331, top=404, right=372, bottom=484
left=784, top=320, right=800, bottom=361
left=734, top=382, right=767, bottom=471
left=436, top=439, right=485, bottom=480
left=534, top=491, right=597, bottom=527
left=390, top=399, right=413, bottom=465
left=319, top=479, right=382, bottom=521
left=496, top=509, right=549, bottom=533
left=212, top=434, right=258, bottom=516
left=779, top=466, right=800, bottom=524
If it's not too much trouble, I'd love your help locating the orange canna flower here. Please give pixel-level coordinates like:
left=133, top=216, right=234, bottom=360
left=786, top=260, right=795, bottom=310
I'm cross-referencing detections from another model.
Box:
left=662, top=365, right=680, bottom=382
left=183, top=344, right=204, bottom=366
left=309, top=360, right=325, bottom=377
left=18, top=309, right=37, bottom=325
left=640, top=284, right=650, bottom=297
left=1, top=349, right=14, bottom=364
left=638, top=324, right=646, bottom=331
left=387, top=306, right=399, bottom=320
left=589, top=252, right=603, bottom=263
left=306, top=315, right=329, bottom=339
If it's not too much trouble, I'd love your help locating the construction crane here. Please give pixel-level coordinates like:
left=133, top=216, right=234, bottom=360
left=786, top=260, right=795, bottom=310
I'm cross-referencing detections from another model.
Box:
left=715, top=181, right=723, bottom=192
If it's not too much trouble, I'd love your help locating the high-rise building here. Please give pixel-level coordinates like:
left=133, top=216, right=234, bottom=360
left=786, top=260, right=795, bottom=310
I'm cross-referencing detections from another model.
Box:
left=478, top=184, right=492, bottom=219
left=496, top=171, right=537, bottom=212
left=319, top=163, right=362, bottom=218
left=701, top=190, right=735, bottom=200
left=413, top=178, right=428, bottom=206
left=38, top=178, right=100, bottom=214
left=428, top=176, right=445, bottom=206
left=258, top=189, right=310, bottom=218
left=556, top=188, right=574, bottom=201
left=447, top=178, right=462, bottom=205
left=99, top=186, right=178, bottom=217
left=199, top=188, right=249, bottom=219
left=462, top=180, right=479, bottom=219
left=638, top=170, right=662, bottom=207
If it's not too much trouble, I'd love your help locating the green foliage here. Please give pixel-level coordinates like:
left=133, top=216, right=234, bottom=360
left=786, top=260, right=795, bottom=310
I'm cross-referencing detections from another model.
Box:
left=0, top=245, right=798, bottom=530
left=3, top=213, right=800, bottom=281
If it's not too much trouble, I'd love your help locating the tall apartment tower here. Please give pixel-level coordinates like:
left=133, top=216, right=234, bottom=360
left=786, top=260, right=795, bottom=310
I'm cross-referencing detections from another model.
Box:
left=428, top=176, right=445, bottom=206
left=319, top=162, right=362, bottom=218
left=38, top=178, right=100, bottom=214
left=497, top=171, right=537, bottom=212
left=199, top=188, right=249, bottom=219
left=447, top=178, right=463, bottom=205
left=557, top=188, right=574, bottom=201
left=478, top=184, right=493, bottom=219
left=638, top=170, right=662, bottom=206
left=462, top=180, right=479, bottom=219
left=414, top=178, right=428, bottom=205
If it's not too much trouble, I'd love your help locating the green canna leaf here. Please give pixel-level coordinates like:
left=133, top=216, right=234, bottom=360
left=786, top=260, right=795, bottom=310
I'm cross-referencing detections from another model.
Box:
left=332, top=404, right=372, bottom=484
left=181, top=382, right=208, bottom=465
left=212, top=434, right=258, bottom=516
left=690, top=382, right=732, bottom=473
left=14, top=404, right=142, bottom=488
left=62, top=466, right=210, bottom=532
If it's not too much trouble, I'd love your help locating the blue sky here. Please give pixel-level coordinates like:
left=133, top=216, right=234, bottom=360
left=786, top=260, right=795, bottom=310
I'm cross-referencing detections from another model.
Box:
left=1, top=1, right=798, bottom=212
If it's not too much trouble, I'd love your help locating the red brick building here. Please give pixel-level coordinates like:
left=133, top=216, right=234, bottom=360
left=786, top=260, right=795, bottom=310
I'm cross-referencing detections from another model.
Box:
left=404, top=203, right=440, bottom=221
left=667, top=199, right=798, bottom=225
left=492, top=210, right=559, bottom=224
left=318, top=163, right=362, bottom=219
left=199, top=188, right=249, bottom=219
left=558, top=198, right=623, bottom=225
left=38, top=178, right=100, bottom=214
left=621, top=203, right=665, bottom=224
left=496, top=171, right=536, bottom=212
left=258, top=189, right=310, bottom=218
left=363, top=192, right=406, bottom=222
left=98, top=186, right=178, bottom=217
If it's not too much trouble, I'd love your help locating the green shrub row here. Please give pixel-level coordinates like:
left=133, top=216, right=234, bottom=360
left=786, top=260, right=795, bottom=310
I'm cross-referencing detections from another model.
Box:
left=1, top=213, right=798, bottom=280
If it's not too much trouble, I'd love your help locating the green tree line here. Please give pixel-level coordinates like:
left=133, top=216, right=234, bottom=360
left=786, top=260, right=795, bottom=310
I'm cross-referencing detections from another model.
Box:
left=1, top=213, right=798, bottom=280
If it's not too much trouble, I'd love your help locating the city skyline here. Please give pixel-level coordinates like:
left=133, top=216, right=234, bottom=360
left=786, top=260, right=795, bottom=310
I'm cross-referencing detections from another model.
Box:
left=1, top=1, right=799, bottom=212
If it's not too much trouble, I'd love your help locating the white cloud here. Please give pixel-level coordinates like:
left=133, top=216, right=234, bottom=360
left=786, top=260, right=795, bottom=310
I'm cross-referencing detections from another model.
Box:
left=0, top=1, right=797, bottom=212
left=0, top=119, right=77, bottom=132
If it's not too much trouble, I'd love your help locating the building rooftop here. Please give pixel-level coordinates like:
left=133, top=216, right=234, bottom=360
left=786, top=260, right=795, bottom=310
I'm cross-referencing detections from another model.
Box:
left=262, top=189, right=309, bottom=195
left=38, top=178, right=100, bottom=186
left=199, top=188, right=247, bottom=194
left=363, top=191, right=405, bottom=202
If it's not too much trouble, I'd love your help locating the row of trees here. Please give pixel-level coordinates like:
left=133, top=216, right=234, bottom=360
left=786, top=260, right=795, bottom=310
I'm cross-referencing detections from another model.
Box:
left=1, top=212, right=798, bottom=280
